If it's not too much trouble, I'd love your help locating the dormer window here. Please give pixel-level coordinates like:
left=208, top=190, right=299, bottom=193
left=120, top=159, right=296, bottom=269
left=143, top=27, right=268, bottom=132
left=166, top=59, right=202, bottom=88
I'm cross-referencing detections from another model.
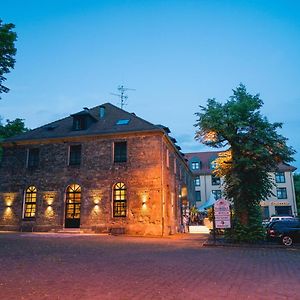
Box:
left=191, top=162, right=200, bottom=170
left=73, top=116, right=87, bottom=131
left=71, top=109, right=97, bottom=131
left=190, top=157, right=201, bottom=171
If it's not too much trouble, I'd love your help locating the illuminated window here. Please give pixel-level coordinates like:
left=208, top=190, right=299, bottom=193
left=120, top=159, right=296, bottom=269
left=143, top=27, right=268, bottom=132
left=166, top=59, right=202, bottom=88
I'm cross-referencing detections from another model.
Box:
left=24, top=186, right=37, bottom=218
left=27, top=148, right=39, bottom=168
left=212, top=190, right=222, bottom=200
left=194, top=176, right=200, bottom=186
left=191, top=162, right=199, bottom=170
left=211, top=175, right=221, bottom=185
left=114, top=142, right=127, bottom=163
left=113, top=182, right=127, bottom=217
left=277, top=188, right=287, bottom=199
left=210, top=158, right=217, bottom=170
left=275, top=172, right=285, bottom=183
left=69, top=145, right=81, bottom=165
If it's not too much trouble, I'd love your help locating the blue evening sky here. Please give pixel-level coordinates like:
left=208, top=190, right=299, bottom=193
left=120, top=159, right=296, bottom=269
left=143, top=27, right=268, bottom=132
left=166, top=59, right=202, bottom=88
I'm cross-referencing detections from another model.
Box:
left=1, top=0, right=300, bottom=170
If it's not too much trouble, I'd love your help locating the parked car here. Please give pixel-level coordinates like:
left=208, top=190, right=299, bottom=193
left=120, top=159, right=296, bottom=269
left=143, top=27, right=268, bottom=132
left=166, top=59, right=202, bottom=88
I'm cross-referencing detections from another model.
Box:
left=269, top=216, right=295, bottom=222
left=266, top=220, right=300, bottom=246
left=262, top=215, right=295, bottom=227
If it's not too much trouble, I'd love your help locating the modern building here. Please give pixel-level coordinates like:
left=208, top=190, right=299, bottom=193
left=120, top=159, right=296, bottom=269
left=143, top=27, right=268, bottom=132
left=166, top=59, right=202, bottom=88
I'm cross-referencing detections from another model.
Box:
left=0, top=103, right=194, bottom=235
left=186, top=151, right=298, bottom=218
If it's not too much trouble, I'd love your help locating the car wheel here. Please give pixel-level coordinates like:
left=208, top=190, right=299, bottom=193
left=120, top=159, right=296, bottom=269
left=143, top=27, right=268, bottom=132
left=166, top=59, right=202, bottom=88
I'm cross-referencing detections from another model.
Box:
left=282, top=235, right=293, bottom=246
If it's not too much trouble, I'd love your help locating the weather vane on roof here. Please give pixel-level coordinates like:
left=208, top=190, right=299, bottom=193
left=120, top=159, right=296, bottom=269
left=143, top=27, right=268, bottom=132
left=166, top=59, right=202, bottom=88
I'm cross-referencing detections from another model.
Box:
left=111, top=85, right=135, bottom=109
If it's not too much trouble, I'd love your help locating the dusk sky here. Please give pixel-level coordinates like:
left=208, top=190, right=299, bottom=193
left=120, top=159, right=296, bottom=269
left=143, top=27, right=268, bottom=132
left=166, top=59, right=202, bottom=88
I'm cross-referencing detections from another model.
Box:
left=1, top=0, right=300, bottom=170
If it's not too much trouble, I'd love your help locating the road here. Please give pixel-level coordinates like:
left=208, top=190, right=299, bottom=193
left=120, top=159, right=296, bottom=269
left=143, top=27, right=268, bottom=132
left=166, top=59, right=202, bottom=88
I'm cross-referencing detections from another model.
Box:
left=0, top=232, right=299, bottom=299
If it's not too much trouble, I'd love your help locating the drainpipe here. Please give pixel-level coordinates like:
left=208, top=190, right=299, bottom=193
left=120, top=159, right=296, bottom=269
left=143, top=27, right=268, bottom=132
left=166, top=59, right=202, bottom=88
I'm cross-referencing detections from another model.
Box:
left=290, top=172, right=297, bottom=216
left=204, top=173, right=207, bottom=204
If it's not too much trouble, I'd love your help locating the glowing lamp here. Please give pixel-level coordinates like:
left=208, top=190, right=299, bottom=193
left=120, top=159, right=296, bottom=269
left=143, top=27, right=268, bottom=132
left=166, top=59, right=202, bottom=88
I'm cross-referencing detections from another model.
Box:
left=93, top=197, right=100, bottom=205
left=4, top=194, right=15, bottom=207
left=44, top=192, right=55, bottom=206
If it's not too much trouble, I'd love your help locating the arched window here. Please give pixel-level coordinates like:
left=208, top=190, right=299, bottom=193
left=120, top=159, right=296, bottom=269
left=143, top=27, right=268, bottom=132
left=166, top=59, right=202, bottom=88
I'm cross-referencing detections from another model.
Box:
left=113, top=182, right=127, bottom=217
left=24, top=186, right=37, bottom=218
left=65, top=184, right=81, bottom=223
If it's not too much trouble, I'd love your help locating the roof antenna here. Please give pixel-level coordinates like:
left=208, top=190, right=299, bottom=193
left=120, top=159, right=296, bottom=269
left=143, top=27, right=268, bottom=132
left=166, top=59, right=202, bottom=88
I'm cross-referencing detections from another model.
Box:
left=111, top=85, right=135, bottom=109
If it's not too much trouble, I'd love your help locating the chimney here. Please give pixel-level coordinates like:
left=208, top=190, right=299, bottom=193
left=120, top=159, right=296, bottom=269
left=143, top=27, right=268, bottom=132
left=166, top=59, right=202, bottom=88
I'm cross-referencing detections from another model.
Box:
left=83, top=107, right=89, bottom=111
left=99, top=105, right=105, bottom=118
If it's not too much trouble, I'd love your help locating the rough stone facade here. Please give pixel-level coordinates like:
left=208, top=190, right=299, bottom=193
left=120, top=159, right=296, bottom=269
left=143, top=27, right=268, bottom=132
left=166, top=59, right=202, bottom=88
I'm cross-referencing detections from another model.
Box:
left=0, top=132, right=193, bottom=236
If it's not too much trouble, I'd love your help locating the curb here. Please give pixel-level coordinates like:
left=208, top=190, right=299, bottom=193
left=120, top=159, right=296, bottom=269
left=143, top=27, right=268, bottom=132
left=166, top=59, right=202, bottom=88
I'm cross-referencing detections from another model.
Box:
left=203, top=241, right=300, bottom=249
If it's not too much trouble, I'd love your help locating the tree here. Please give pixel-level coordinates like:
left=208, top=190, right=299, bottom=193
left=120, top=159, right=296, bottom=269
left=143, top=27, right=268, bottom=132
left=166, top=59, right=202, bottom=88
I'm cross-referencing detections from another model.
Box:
left=189, top=206, right=200, bottom=225
left=0, top=19, right=17, bottom=98
left=195, top=84, right=295, bottom=241
left=0, top=118, right=28, bottom=138
left=0, top=118, right=28, bottom=159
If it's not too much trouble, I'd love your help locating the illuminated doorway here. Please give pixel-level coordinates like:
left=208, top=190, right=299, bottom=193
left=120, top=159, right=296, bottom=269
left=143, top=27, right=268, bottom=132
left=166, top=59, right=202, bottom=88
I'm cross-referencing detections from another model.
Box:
left=65, top=184, right=81, bottom=228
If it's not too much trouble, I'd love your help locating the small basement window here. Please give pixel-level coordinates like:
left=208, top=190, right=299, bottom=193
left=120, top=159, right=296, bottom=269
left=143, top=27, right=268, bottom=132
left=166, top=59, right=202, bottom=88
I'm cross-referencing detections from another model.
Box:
left=116, top=119, right=130, bottom=125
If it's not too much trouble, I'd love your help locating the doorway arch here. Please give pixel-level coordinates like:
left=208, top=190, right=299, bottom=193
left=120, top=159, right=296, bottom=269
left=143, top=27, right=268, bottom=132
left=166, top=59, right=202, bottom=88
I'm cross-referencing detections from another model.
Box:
left=65, top=184, right=81, bottom=228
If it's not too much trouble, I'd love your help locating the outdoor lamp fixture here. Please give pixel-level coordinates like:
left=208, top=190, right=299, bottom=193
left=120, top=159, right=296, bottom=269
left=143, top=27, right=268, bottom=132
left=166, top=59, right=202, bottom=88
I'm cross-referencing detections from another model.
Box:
left=45, top=193, right=55, bottom=206
left=4, top=194, right=14, bottom=207
left=93, top=196, right=101, bottom=205
left=142, top=193, right=148, bottom=207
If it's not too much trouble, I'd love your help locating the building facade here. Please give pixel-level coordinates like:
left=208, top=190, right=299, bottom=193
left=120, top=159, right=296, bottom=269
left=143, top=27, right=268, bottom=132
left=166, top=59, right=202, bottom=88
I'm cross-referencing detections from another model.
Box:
left=186, top=151, right=298, bottom=218
left=0, top=103, right=194, bottom=235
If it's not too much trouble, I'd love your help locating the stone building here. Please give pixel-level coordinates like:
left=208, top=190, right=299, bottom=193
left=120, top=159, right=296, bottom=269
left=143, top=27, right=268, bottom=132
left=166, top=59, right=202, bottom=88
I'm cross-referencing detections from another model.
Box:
left=0, top=103, right=194, bottom=235
left=186, top=151, right=298, bottom=218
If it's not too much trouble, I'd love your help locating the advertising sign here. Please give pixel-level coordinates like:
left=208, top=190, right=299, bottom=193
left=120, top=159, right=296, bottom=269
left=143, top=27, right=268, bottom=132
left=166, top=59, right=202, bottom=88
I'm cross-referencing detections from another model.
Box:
left=214, top=198, right=231, bottom=228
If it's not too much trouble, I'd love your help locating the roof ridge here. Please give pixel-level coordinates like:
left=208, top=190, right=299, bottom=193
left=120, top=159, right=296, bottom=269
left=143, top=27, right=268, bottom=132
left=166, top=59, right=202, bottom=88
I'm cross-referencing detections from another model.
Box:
left=3, top=102, right=162, bottom=143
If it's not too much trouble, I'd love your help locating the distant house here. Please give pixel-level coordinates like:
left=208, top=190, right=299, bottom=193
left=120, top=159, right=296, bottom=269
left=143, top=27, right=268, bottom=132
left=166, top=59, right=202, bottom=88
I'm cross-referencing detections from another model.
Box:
left=185, top=151, right=298, bottom=218
left=0, top=103, right=194, bottom=235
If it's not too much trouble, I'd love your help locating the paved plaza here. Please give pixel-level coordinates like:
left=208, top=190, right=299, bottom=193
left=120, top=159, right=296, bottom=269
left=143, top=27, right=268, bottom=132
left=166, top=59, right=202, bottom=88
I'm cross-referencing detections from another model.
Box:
left=0, top=232, right=300, bottom=300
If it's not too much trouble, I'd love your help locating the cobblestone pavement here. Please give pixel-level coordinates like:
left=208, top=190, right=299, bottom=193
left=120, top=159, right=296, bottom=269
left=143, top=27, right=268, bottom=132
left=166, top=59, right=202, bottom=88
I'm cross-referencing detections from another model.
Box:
left=0, top=232, right=300, bottom=300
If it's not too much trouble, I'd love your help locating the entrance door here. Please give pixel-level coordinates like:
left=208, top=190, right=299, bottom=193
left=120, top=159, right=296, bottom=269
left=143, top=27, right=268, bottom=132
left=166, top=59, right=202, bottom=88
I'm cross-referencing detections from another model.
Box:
left=275, top=206, right=292, bottom=216
left=65, top=184, right=81, bottom=228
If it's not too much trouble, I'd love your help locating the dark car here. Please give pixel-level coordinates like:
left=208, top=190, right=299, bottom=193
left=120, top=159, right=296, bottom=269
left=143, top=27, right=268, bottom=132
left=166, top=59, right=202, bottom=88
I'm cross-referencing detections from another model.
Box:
left=266, top=220, right=300, bottom=246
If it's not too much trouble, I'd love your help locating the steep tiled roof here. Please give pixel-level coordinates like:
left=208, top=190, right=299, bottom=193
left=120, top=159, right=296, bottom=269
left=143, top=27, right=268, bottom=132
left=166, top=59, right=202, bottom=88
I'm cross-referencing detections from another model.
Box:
left=185, top=151, right=221, bottom=175
left=276, top=162, right=297, bottom=172
left=3, top=103, right=161, bottom=143
left=185, top=151, right=297, bottom=174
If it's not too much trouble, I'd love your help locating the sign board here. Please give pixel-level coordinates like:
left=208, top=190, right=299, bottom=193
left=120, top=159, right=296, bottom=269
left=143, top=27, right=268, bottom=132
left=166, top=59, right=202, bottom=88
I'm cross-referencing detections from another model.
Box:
left=215, top=220, right=231, bottom=228
left=214, top=198, right=231, bottom=228
left=270, top=201, right=289, bottom=206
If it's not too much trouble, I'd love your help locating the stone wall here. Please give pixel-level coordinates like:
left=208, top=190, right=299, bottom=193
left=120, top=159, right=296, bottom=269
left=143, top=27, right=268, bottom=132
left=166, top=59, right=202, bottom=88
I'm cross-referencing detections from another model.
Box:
left=0, top=132, right=193, bottom=235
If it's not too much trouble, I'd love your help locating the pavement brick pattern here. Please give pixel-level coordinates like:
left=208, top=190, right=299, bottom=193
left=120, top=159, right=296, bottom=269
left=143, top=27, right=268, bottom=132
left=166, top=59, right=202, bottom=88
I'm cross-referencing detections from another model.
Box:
left=0, top=233, right=300, bottom=300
